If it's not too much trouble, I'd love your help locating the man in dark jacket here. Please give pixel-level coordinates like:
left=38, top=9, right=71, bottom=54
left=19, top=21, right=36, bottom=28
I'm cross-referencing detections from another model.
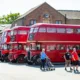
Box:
left=64, top=48, right=72, bottom=71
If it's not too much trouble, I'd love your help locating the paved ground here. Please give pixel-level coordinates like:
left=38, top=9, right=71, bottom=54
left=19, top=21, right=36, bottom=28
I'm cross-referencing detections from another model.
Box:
left=0, top=62, right=80, bottom=80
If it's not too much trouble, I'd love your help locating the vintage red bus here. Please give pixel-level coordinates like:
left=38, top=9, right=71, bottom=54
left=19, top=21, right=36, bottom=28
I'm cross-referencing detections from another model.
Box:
left=8, top=26, right=30, bottom=63
left=27, top=23, right=80, bottom=64
left=0, top=29, right=11, bottom=62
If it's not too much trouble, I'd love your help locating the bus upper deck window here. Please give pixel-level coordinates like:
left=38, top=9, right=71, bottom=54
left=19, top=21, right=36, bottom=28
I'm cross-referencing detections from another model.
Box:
left=8, top=32, right=10, bottom=36
left=14, top=30, right=17, bottom=35
left=18, top=30, right=27, bottom=35
left=33, top=27, right=38, bottom=33
left=30, top=28, right=34, bottom=33
left=3, top=32, right=7, bottom=37
left=39, top=27, right=46, bottom=33
left=47, top=28, right=56, bottom=33
left=57, top=28, right=65, bottom=33
left=11, top=30, right=14, bottom=35
left=66, top=28, right=73, bottom=33
left=77, top=29, right=80, bottom=33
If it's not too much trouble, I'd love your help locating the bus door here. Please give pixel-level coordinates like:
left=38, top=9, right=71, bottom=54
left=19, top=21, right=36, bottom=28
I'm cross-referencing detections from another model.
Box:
left=46, top=44, right=57, bottom=62
left=56, top=44, right=66, bottom=62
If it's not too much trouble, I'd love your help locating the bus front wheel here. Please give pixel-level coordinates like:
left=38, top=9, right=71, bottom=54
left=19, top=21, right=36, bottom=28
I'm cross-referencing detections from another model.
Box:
left=17, top=55, right=25, bottom=63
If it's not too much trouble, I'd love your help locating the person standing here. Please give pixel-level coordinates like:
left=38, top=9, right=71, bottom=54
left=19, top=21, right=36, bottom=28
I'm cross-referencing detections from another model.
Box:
left=64, top=48, right=72, bottom=71
left=71, top=48, right=79, bottom=72
left=40, top=48, right=46, bottom=70
left=26, top=47, right=31, bottom=61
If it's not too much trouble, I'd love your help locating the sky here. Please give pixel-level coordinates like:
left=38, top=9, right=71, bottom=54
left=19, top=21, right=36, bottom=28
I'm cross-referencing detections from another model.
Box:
left=0, top=0, right=80, bottom=16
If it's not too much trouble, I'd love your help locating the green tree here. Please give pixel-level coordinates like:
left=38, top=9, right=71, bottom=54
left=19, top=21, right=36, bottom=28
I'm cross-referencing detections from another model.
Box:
left=0, top=13, right=20, bottom=24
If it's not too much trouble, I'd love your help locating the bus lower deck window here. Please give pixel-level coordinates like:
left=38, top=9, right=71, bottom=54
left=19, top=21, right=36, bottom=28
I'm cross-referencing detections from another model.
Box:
left=57, top=45, right=65, bottom=50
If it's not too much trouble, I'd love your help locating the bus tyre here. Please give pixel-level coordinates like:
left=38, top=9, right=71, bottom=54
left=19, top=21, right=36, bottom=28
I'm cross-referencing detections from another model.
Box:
left=33, top=54, right=40, bottom=65
left=27, top=60, right=33, bottom=65
left=11, top=59, right=17, bottom=63
left=17, top=55, right=25, bottom=63
left=0, top=58, right=4, bottom=62
left=34, top=57, right=41, bottom=65
left=5, top=57, right=9, bottom=62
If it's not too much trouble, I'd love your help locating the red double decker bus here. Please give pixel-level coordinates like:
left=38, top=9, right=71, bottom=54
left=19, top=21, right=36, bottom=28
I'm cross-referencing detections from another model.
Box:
left=0, top=29, right=11, bottom=62
left=8, top=26, right=30, bottom=63
left=27, top=23, right=80, bottom=64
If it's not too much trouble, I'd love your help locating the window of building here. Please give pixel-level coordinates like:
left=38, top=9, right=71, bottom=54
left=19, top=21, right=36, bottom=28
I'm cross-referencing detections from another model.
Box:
left=43, top=13, right=50, bottom=18
left=33, top=27, right=38, bottom=33
left=39, top=27, right=46, bottom=32
left=56, top=20, right=62, bottom=24
left=30, top=19, right=36, bottom=25
left=57, top=28, right=65, bottom=33
left=66, top=28, right=73, bottom=33
left=47, top=28, right=56, bottom=33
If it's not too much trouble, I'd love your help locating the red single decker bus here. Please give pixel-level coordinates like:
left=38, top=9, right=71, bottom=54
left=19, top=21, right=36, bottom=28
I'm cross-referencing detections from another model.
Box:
left=8, top=26, right=30, bottom=63
left=27, top=23, right=80, bottom=64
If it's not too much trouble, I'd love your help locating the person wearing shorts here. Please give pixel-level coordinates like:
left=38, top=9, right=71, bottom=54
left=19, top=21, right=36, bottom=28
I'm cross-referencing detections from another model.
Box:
left=64, top=48, right=72, bottom=71
left=71, top=48, right=79, bottom=72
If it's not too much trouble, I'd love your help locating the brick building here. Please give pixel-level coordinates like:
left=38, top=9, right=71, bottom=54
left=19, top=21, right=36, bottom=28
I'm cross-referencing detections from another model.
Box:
left=11, top=2, right=80, bottom=28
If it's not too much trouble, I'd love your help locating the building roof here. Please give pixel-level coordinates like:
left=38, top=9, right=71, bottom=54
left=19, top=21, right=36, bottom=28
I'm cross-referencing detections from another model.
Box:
left=58, top=10, right=80, bottom=19
left=16, top=2, right=44, bottom=20
left=17, top=2, right=80, bottom=20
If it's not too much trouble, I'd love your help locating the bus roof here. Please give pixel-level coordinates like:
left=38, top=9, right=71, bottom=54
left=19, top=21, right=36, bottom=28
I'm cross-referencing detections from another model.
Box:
left=31, top=23, right=80, bottom=28
left=11, top=26, right=30, bottom=30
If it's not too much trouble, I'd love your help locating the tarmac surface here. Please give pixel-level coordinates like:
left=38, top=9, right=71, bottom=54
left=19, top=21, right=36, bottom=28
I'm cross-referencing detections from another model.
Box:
left=0, top=62, right=80, bottom=80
